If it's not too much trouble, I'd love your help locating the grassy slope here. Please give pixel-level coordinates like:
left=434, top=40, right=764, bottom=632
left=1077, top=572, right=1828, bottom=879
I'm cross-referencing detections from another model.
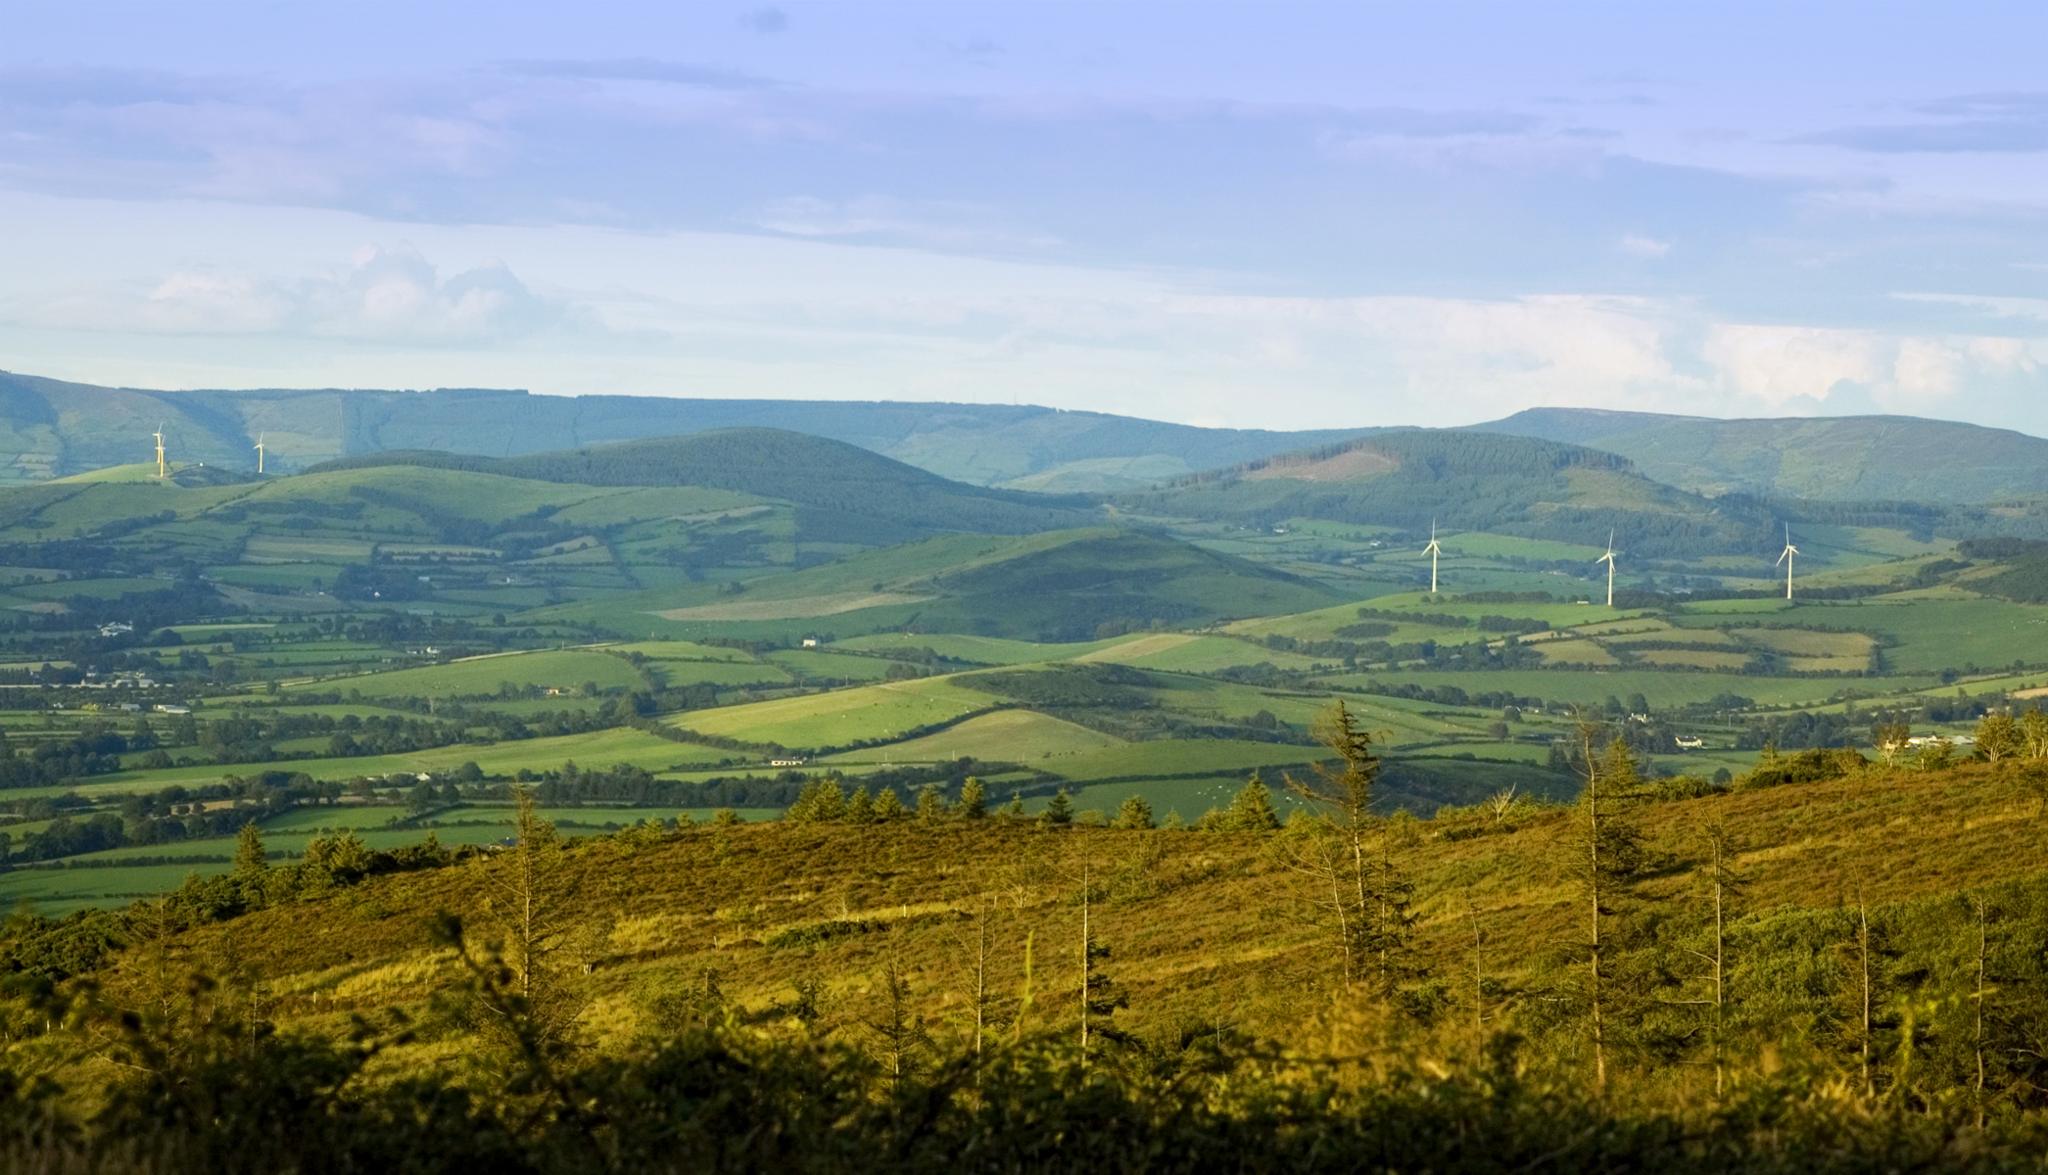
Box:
left=667, top=677, right=1000, bottom=749
left=93, top=761, right=2048, bottom=1063
left=546, top=528, right=1342, bottom=642
left=283, top=648, right=649, bottom=699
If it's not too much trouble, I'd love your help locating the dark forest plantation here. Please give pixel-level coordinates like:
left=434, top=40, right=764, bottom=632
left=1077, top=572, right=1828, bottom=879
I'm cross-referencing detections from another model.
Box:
left=0, top=378, right=2041, bottom=1168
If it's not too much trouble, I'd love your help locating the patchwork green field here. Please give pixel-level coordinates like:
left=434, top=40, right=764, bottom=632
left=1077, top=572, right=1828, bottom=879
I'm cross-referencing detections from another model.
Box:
left=668, top=676, right=1000, bottom=748
left=821, top=709, right=1123, bottom=766
left=286, top=647, right=651, bottom=699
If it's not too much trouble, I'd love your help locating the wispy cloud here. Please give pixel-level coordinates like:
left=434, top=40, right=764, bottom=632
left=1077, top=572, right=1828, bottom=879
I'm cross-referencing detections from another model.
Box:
left=751, top=195, right=1062, bottom=252
left=496, top=57, right=780, bottom=89
left=1618, top=233, right=1671, bottom=259
left=1797, top=91, right=2048, bottom=153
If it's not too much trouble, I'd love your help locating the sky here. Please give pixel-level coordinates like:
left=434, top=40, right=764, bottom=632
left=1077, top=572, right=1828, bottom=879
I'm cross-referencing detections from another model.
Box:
left=4, top=1, right=2048, bottom=433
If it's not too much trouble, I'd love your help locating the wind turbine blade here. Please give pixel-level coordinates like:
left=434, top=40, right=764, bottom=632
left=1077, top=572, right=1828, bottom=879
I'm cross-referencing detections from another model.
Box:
left=1775, top=549, right=1789, bottom=567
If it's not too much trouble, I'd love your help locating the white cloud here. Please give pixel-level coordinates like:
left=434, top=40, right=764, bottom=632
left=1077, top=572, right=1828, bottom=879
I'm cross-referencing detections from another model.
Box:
left=1698, top=321, right=2036, bottom=412
left=14, top=245, right=565, bottom=344
left=1618, top=233, right=1671, bottom=258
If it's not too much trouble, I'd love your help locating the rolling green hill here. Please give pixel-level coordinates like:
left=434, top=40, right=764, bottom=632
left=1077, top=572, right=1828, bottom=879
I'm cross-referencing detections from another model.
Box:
left=0, top=370, right=1364, bottom=489
left=1122, top=429, right=1771, bottom=557
left=311, top=429, right=1100, bottom=540
left=549, top=527, right=1346, bottom=642
left=1476, top=407, right=2048, bottom=504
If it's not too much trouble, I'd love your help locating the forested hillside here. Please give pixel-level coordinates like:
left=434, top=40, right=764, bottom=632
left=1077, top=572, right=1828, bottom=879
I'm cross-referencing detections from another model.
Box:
left=1478, top=407, right=2048, bottom=504
left=1123, top=430, right=1775, bottom=557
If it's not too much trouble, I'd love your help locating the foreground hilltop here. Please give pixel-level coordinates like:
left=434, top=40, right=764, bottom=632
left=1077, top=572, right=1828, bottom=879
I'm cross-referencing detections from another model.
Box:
left=3, top=746, right=2045, bottom=1168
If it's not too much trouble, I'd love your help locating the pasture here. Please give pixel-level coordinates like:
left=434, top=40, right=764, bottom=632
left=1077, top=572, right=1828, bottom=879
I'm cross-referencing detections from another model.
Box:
left=667, top=677, right=999, bottom=749
left=286, top=648, right=650, bottom=700
left=821, top=709, right=1123, bottom=766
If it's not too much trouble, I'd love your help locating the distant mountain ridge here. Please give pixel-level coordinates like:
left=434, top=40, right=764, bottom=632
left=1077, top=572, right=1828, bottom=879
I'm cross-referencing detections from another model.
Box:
left=1473, top=407, right=2048, bottom=505
left=0, top=370, right=1364, bottom=491
left=11, top=368, right=2048, bottom=509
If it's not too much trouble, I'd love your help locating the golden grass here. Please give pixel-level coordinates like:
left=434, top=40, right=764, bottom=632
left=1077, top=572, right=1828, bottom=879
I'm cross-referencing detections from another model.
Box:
left=97, top=761, right=2048, bottom=1069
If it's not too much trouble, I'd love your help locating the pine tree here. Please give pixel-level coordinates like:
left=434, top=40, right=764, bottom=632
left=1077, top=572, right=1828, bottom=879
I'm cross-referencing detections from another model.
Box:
left=1077, top=862, right=1128, bottom=1063
left=1571, top=727, right=1648, bottom=1094
left=232, top=821, right=268, bottom=879
left=1002, top=791, right=1027, bottom=820
left=1226, top=773, right=1281, bottom=831
left=845, top=786, right=875, bottom=823
left=1684, top=823, right=1746, bottom=1100
left=786, top=777, right=847, bottom=823
left=872, top=787, right=905, bottom=820
left=863, top=958, right=930, bottom=1091
left=916, top=784, right=946, bottom=823
left=952, top=898, right=1002, bottom=1064
left=1041, top=788, right=1074, bottom=826
left=474, top=789, right=580, bottom=1056
left=1282, top=702, right=1416, bottom=996
left=958, top=776, right=988, bottom=820
left=1112, top=795, right=1154, bottom=830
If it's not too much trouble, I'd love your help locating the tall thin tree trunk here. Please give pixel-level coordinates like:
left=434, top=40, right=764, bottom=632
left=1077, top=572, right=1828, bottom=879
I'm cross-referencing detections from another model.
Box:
left=1586, top=737, right=1607, bottom=1095
left=1350, top=825, right=1371, bottom=987
left=972, top=904, right=989, bottom=1063
left=1712, top=838, right=1727, bottom=1101
left=1466, top=895, right=1485, bottom=1043
left=1974, top=899, right=1988, bottom=1128
left=1079, top=861, right=1091, bottom=1064
left=1327, top=852, right=1354, bottom=983
left=1857, top=893, right=1873, bottom=1099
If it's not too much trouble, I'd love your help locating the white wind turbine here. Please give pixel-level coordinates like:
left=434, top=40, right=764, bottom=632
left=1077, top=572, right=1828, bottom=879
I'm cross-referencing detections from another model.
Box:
left=254, top=433, right=267, bottom=474
left=1422, top=519, right=1443, bottom=595
left=152, top=424, right=167, bottom=480
left=1775, top=524, right=1800, bottom=601
left=1595, top=529, right=1619, bottom=608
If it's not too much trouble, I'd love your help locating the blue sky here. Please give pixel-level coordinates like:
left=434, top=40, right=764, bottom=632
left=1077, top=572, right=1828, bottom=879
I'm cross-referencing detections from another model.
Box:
left=4, top=1, right=2048, bottom=432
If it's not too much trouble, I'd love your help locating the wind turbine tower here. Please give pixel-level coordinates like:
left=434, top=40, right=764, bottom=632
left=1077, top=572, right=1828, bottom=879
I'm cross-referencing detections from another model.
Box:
left=1596, top=529, right=1619, bottom=608
left=1775, top=525, right=1800, bottom=601
left=152, top=425, right=167, bottom=480
left=254, top=433, right=266, bottom=474
left=1422, top=519, right=1443, bottom=595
